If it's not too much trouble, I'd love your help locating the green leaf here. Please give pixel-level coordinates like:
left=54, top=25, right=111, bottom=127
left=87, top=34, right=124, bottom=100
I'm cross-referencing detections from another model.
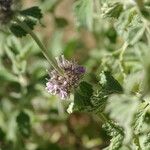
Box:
left=79, top=81, right=94, bottom=98
left=10, top=6, right=43, bottom=37
left=132, top=102, right=149, bottom=135
left=100, top=71, right=123, bottom=94
left=141, top=8, right=150, bottom=20
left=20, top=6, right=43, bottom=20
left=133, top=134, right=142, bottom=150
left=74, top=81, right=93, bottom=110
left=73, top=72, right=122, bottom=113
left=103, top=121, right=124, bottom=150
left=102, top=2, right=123, bottom=19
left=64, top=39, right=80, bottom=57
left=0, top=128, right=5, bottom=141
left=0, top=68, right=18, bottom=82
left=106, top=26, right=117, bottom=43
left=16, top=111, right=31, bottom=138
left=144, top=132, right=150, bottom=150
left=115, top=8, right=143, bottom=44
left=106, top=94, right=139, bottom=142
left=127, top=25, right=145, bottom=45
left=74, top=81, right=108, bottom=113
left=74, top=90, right=89, bottom=107
left=10, top=19, right=36, bottom=37
left=55, top=17, right=68, bottom=28
left=74, top=0, right=93, bottom=30
left=91, top=91, right=108, bottom=113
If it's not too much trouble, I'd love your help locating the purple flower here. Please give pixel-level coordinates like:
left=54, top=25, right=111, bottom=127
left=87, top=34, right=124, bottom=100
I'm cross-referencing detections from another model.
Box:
left=46, top=55, right=85, bottom=99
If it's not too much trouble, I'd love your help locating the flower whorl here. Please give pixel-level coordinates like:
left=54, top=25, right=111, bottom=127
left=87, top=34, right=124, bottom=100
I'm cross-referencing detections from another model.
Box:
left=46, top=55, right=85, bottom=99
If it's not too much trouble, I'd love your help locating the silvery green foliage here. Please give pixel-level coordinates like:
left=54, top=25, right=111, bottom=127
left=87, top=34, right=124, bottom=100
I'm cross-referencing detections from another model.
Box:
left=73, top=0, right=150, bottom=149
left=132, top=102, right=150, bottom=149
left=0, top=0, right=150, bottom=149
left=73, top=72, right=124, bottom=149
left=74, top=0, right=93, bottom=30
left=73, top=71, right=123, bottom=113
left=106, top=94, right=139, bottom=143
left=144, top=132, right=150, bottom=150
left=132, top=102, right=149, bottom=135
left=103, top=121, right=124, bottom=150
left=101, top=2, right=123, bottom=19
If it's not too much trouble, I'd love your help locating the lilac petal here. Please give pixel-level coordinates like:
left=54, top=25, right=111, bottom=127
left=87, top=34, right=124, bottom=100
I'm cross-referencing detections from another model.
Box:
left=59, top=90, right=68, bottom=99
left=75, top=66, right=86, bottom=74
left=46, top=55, right=85, bottom=99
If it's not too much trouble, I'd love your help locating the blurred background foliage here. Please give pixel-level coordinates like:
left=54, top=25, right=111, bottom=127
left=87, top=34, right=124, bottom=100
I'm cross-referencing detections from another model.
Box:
left=0, top=0, right=150, bottom=150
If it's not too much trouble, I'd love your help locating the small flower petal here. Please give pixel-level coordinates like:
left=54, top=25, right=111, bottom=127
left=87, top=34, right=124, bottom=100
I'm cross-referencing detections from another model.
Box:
left=46, top=55, right=85, bottom=99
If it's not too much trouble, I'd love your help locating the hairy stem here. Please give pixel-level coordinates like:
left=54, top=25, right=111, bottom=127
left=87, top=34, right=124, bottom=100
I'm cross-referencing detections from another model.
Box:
left=15, top=18, right=63, bottom=74
left=133, top=134, right=142, bottom=150
left=119, top=42, right=128, bottom=81
left=98, top=112, right=110, bottom=123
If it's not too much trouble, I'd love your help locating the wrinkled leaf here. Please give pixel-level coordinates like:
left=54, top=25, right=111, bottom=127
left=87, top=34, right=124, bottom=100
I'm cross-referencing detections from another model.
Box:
left=16, top=111, right=31, bottom=138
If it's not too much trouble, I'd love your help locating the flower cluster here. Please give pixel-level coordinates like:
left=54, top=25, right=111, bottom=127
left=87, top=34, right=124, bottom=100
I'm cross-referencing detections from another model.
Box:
left=0, top=0, right=13, bottom=24
left=46, top=55, right=85, bottom=99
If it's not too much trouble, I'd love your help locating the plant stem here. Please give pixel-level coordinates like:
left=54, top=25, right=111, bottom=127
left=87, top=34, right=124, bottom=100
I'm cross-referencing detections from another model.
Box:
left=15, top=18, right=63, bottom=74
left=98, top=112, right=110, bottom=123
left=119, top=42, right=128, bottom=62
left=119, top=42, right=128, bottom=81
left=133, top=134, right=142, bottom=150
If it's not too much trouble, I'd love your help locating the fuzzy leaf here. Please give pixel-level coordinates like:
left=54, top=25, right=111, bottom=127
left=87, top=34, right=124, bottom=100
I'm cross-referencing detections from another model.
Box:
left=0, top=128, right=5, bottom=141
left=16, top=111, right=31, bottom=138
left=115, top=8, right=143, bottom=44
left=74, top=0, right=93, bottom=30
left=20, top=6, right=43, bottom=20
left=74, top=81, right=93, bottom=110
left=127, top=25, right=145, bottom=45
left=79, top=81, right=94, bottom=98
left=144, top=132, right=150, bottom=150
left=141, top=8, right=150, bottom=20
left=102, top=2, right=123, bottom=19
left=55, top=17, right=68, bottom=28
left=0, top=68, right=18, bottom=82
left=132, top=102, right=149, bottom=135
left=90, top=91, right=108, bottom=113
left=100, top=71, right=123, bottom=94
left=10, top=18, right=37, bottom=37
left=10, top=6, right=43, bottom=37
left=103, top=121, right=124, bottom=150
